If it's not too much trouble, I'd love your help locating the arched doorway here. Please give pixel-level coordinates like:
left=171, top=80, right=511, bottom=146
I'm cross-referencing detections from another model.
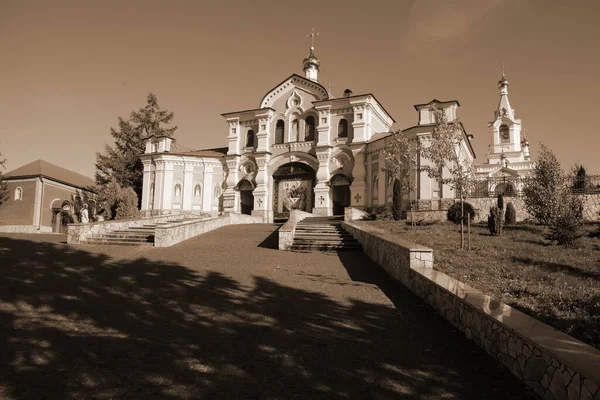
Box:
left=494, top=182, right=516, bottom=196
left=273, top=162, right=316, bottom=220
left=237, top=179, right=254, bottom=215
left=331, top=174, right=351, bottom=215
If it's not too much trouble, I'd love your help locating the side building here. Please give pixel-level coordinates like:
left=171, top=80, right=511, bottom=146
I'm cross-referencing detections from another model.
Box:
left=0, top=159, right=96, bottom=233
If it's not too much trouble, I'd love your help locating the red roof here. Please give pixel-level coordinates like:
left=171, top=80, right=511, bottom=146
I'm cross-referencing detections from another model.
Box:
left=4, top=160, right=96, bottom=190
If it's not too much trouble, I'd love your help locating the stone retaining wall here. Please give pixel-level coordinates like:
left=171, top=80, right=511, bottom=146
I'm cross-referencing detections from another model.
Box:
left=343, top=222, right=600, bottom=400
left=0, top=225, right=53, bottom=234
left=67, top=214, right=188, bottom=245
left=278, top=210, right=313, bottom=250
left=155, top=213, right=264, bottom=247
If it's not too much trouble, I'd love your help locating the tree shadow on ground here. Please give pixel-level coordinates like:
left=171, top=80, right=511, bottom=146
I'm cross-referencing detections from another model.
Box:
left=0, top=236, right=533, bottom=399
left=512, top=256, right=600, bottom=280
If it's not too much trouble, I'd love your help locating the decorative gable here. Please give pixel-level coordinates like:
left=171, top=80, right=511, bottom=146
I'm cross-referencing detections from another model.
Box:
left=260, top=74, right=328, bottom=109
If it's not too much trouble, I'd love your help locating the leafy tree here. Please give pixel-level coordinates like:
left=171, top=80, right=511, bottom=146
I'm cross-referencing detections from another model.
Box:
left=381, top=130, right=417, bottom=221
left=95, top=93, right=177, bottom=204
left=523, top=144, right=565, bottom=225
left=419, top=107, right=473, bottom=248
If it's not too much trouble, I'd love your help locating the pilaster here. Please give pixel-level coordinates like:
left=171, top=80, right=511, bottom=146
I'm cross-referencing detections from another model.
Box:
left=226, top=118, right=241, bottom=155
left=252, top=153, right=271, bottom=221
left=223, top=157, right=240, bottom=213
left=256, top=111, right=273, bottom=153
left=313, top=147, right=332, bottom=216
left=182, top=162, right=194, bottom=211
left=316, top=106, right=331, bottom=147
left=141, top=161, right=152, bottom=210
left=154, top=160, right=166, bottom=211
left=202, top=165, right=214, bottom=213
left=349, top=146, right=366, bottom=209
left=351, top=104, right=367, bottom=143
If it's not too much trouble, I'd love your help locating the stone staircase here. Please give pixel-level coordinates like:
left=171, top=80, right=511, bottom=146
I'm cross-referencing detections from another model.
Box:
left=291, top=216, right=362, bottom=251
left=83, top=216, right=203, bottom=246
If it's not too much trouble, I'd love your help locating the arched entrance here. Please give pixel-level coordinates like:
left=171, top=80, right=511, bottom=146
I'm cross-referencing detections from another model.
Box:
left=494, top=182, right=516, bottom=196
left=273, top=162, right=316, bottom=219
left=237, top=179, right=255, bottom=215
left=331, top=174, right=351, bottom=215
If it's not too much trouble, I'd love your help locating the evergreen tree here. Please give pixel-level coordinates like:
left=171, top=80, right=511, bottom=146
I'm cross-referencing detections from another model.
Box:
left=381, top=130, right=417, bottom=221
left=95, top=93, right=177, bottom=203
left=523, top=144, right=565, bottom=225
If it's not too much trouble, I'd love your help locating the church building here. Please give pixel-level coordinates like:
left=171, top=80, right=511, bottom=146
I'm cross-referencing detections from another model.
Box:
left=473, top=73, right=534, bottom=196
left=140, top=42, right=476, bottom=221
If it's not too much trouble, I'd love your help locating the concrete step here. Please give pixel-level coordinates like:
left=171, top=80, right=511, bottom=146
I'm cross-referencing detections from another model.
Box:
left=89, top=236, right=154, bottom=243
left=83, top=239, right=154, bottom=247
left=95, top=234, right=154, bottom=240
left=290, top=244, right=362, bottom=251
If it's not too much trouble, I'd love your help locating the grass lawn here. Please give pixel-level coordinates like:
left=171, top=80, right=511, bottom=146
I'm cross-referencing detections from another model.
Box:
left=356, top=220, right=600, bottom=350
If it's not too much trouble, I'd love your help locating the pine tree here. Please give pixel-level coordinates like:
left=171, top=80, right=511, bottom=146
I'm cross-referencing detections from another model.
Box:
left=95, top=93, right=177, bottom=204
left=381, top=130, right=417, bottom=221
left=523, top=144, right=565, bottom=225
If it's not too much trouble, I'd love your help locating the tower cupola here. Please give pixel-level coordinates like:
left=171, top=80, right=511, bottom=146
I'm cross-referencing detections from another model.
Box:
left=302, top=46, right=320, bottom=82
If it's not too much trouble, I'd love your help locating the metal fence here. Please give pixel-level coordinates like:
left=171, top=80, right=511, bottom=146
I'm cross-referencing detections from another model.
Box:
left=468, top=175, right=600, bottom=198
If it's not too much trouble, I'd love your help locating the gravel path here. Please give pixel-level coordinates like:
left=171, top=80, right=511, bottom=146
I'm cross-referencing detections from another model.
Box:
left=0, top=225, right=533, bottom=399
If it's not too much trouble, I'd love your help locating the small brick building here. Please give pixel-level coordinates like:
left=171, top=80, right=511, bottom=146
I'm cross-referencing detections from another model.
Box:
left=0, top=160, right=96, bottom=233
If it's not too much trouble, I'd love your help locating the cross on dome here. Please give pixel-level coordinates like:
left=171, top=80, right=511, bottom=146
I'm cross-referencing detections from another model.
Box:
left=307, top=28, right=319, bottom=49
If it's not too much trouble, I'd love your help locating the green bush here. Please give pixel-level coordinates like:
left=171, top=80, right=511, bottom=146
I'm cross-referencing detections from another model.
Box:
left=446, top=202, right=475, bottom=224
left=505, top=202, right=517, bottom=225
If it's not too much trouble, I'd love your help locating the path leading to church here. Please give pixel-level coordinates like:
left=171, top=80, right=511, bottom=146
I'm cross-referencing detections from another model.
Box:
left=0, top=225, right=533, bottom=399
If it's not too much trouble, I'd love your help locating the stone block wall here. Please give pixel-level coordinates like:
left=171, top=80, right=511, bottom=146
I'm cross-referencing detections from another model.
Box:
left=155, top=213, right=264, bottom=247
left=343, top=222, right=600, bottom=400
left=344, top=207, right=368, bottom=222
left=278, top=210, right=313, bottom=250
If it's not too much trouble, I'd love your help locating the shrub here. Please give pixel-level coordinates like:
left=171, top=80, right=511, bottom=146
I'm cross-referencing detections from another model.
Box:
left=545, top=195, right=584, bottom=246
left=446, top=202, right=475, bottom=224
left=365, top=206, right=394, bottom=221
left=115, top=187, right=140, bottom=220
left=505, top=202, right=517, bottom=225
left=488, top=206, right=503, bottom=236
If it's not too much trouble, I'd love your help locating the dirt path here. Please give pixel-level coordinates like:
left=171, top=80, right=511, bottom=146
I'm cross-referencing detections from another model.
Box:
left=0, top=225, right=533, bottom=399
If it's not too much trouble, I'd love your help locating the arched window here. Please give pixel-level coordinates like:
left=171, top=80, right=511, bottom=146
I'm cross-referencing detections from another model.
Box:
left=338, top=119, right=348, bottom=138
left=14, top=187, right=22, bottom=200
left=174, top=184, right=182, bottom=198
left=214, top=184, right=222, bottom=199
left=194, top=184, right=201, bottom=201
left=372, top=173, right=379, bottom=201
left=275, top=120, right=285, bottom=144
left=246, top=130, right=255, bottom=147
left=291, top=117, right=299, bottom=141
left=500, top=124, right=510, bottom=143
left=304, top=116, right=315, bottom=141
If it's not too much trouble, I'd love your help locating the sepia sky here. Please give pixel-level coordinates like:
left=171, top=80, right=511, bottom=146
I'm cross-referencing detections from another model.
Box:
left=1, top=0, right=599, bottom=177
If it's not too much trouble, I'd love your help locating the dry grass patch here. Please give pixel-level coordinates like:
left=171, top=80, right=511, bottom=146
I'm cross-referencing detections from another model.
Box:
left=357, top=220, right=600, bottom=350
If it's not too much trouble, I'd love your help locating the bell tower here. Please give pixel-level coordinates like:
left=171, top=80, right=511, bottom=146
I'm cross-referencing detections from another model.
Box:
left=488, top=70, right=523, bottom=157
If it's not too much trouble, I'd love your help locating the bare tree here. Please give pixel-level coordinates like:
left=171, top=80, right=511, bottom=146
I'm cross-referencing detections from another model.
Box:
left=420, top=107, right=473, bottom=248
left=381, top=130, right=417, bottom=223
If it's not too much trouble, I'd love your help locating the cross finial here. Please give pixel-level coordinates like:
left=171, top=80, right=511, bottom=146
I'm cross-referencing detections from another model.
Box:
left=501, top=62, right=508, bottom=77
left=307, top=28, right=319, bottom=48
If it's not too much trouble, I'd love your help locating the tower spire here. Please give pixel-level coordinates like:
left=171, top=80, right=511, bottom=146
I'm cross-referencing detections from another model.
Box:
left=497, top=64, right=514, bottom=120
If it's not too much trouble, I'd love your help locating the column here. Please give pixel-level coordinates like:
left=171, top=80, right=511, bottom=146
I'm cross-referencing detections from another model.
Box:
left=252, top=154, right=271, bottom=221
left=313, top=148, right=332, bottom=216
left=349, top=147, right=366, bottom=209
